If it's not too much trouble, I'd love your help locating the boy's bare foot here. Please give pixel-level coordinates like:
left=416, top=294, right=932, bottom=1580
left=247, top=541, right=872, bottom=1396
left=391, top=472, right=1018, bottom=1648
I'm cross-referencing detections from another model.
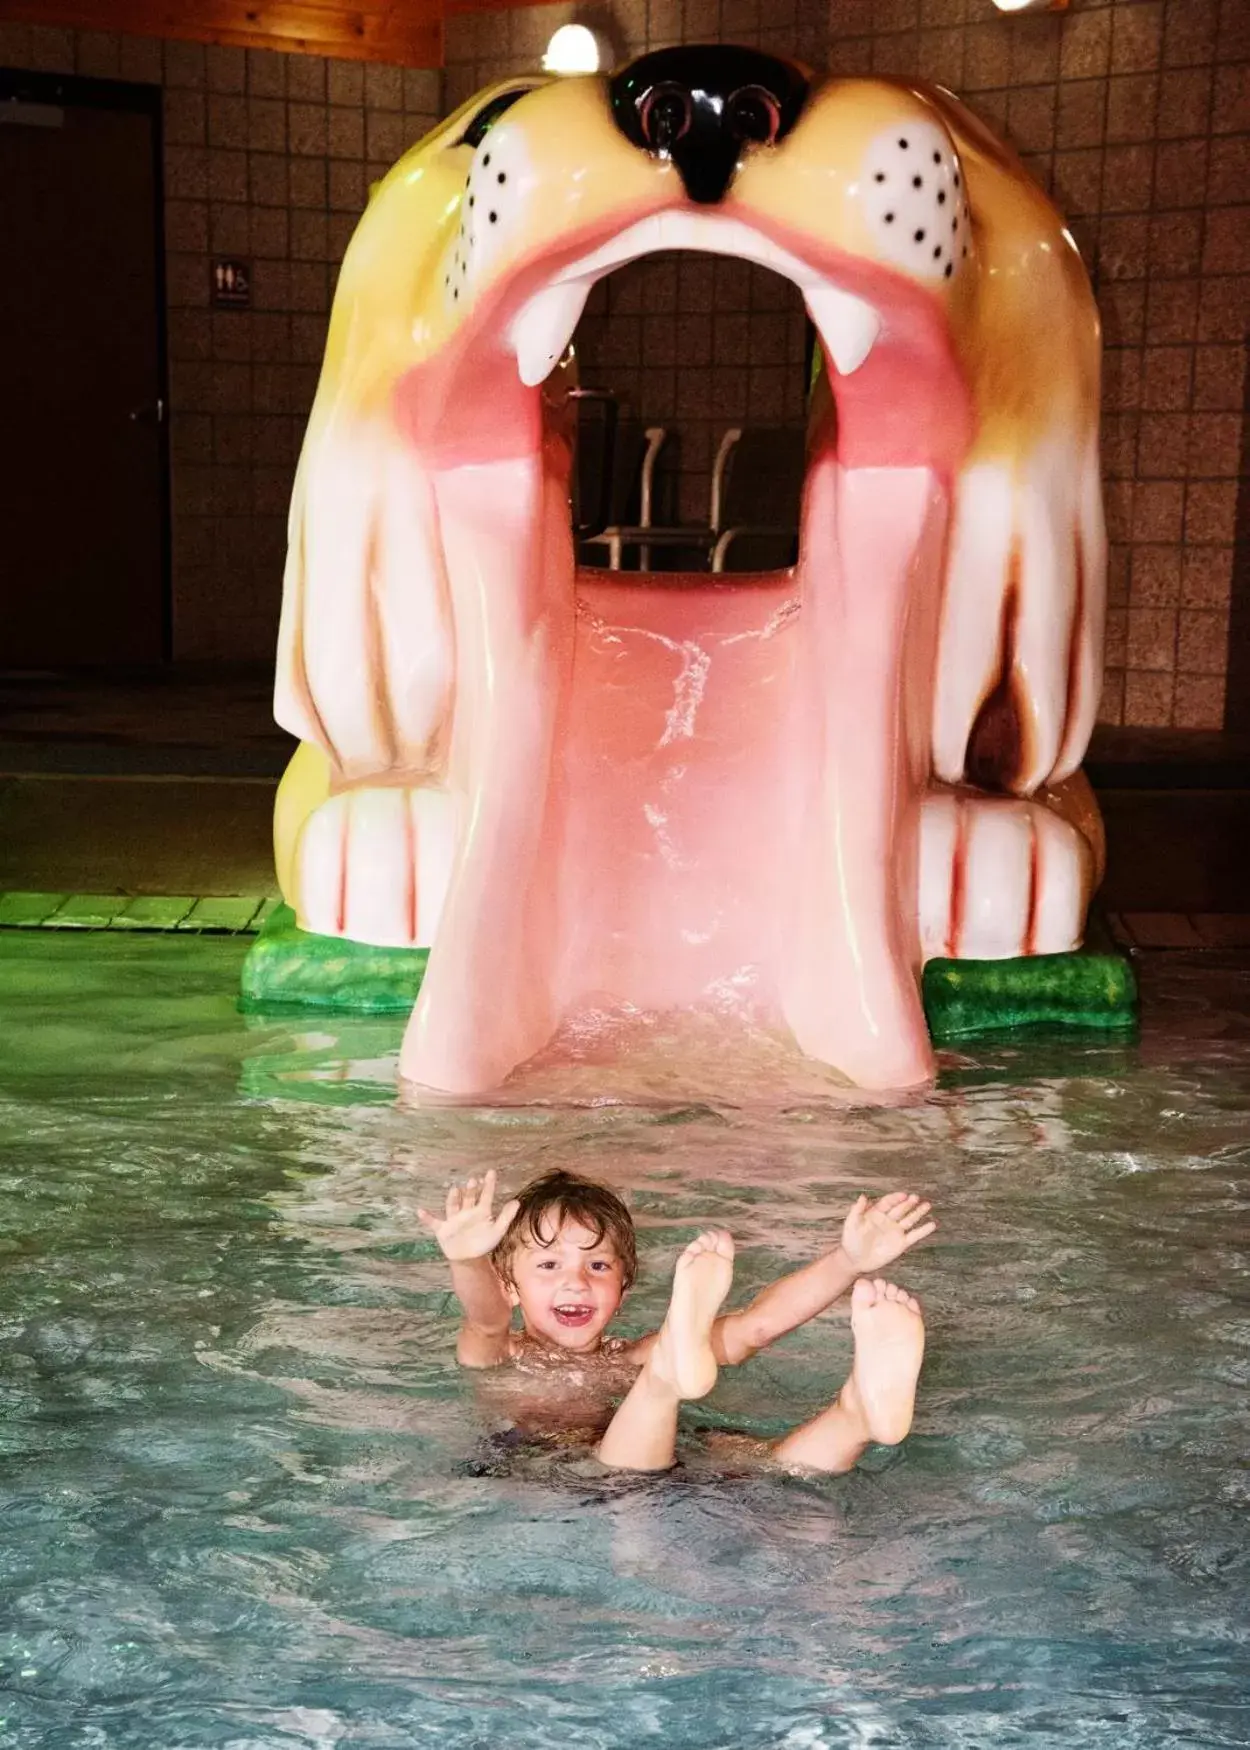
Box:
left=648, top=1229, right=734, bottom=1401
left=841, top=1277, right=925, bottom=1446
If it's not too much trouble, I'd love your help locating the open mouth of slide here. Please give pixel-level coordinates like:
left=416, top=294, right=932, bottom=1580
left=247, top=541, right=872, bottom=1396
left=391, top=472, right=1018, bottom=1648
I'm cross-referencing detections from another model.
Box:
left=391, top=198, right=971, bottom=1095
left=399, top=201, right=971, bottom=482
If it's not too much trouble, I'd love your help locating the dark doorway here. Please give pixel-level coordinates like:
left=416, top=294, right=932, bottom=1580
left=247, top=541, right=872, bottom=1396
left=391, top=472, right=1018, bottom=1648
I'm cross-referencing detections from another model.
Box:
left=0, top=69, right=169, bottom=667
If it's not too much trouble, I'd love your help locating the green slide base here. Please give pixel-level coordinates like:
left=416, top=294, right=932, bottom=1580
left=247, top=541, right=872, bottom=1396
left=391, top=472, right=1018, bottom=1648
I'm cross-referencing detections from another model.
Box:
left=239, top=904, right=426, bottom=1015
left=242, top=909, right=1138, bottom=1042
left=923, top=951, right=1137, bottom=1043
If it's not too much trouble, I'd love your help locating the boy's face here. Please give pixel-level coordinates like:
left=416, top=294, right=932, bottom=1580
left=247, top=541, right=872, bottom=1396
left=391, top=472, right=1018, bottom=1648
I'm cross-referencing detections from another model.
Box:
left=504, top=1215, right=627, bottom=1354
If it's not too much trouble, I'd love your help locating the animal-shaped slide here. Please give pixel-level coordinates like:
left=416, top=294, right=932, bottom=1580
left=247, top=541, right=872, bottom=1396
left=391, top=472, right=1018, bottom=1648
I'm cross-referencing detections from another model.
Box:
left=256, top=46, right=1124, bottom=1097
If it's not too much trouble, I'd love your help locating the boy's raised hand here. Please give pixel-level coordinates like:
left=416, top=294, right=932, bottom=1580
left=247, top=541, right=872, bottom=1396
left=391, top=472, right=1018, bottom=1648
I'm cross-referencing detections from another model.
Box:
left=839, top=1191, right=936, bottom=1274
left=418, top=1170, right=520, bottom=1263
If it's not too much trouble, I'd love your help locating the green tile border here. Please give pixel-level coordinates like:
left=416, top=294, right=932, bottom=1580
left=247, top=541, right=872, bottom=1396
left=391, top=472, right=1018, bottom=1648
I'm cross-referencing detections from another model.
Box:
left=43, top=894, right=129, bottom=929
left=0, top=891, right=69, bottom=927
left=174, top=897, right=257, bottom=932
left=0, top=892, right=276, bottom=935
left=112, top=896, right=198, bottom=930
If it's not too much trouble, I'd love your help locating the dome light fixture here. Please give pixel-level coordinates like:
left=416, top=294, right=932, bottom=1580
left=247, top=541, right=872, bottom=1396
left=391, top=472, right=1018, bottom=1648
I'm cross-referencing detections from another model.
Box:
left=992, top=0, right=1068, bottom=11
left=543, top=24, right=603, bottom=75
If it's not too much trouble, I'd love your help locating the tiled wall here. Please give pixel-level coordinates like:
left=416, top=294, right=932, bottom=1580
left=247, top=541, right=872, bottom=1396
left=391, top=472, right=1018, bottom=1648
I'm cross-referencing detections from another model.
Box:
left=0, top=19, right=440, bottom=661
left=823, top=0, right=1248, bottom=730
left=444, top=1, right=828, bottom=525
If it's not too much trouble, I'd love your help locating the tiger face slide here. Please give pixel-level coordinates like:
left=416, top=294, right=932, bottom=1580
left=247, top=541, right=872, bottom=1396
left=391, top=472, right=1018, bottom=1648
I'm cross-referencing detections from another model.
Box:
left=271, top=46, right=1107, bottom=1096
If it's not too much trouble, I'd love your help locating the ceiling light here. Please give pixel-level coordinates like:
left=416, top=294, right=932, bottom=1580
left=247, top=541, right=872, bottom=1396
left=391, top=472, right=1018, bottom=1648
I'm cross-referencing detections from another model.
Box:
left=991, top=0, right=1068, bottom=11
left=543, top=24, right=602, bottom=75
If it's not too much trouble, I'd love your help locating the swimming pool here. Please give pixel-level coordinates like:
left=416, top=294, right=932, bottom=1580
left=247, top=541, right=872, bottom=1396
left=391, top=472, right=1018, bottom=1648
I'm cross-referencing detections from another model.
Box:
left=1, top=931, right=1247, bottom=1748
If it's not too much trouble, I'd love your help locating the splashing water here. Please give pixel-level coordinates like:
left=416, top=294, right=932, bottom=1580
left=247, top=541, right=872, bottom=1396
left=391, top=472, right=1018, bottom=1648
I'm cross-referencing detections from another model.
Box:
left=0, top=931, right=1247, bottom=1749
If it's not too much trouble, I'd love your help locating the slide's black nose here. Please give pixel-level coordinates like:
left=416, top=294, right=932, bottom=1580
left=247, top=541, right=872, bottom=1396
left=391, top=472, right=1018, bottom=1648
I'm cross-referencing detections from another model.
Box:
left=609, top=45, right=810, bottom=204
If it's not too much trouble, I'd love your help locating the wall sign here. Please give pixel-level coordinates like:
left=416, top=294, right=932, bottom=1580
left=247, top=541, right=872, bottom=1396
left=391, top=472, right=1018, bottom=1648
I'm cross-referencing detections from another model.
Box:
left=211, top=258, right=251, bottom=308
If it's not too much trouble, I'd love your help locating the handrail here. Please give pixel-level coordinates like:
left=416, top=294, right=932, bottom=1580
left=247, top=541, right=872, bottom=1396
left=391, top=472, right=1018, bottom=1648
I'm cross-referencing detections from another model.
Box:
left=709, top=427, right=742, bottom=535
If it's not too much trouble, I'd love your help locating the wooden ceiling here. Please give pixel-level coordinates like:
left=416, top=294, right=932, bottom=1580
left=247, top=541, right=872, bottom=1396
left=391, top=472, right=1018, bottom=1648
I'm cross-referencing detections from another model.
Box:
left=0, top=0, right=443, bottom=66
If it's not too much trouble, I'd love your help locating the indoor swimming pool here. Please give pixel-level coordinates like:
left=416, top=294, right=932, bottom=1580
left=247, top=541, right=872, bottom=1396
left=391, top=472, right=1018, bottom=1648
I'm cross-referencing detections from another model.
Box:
left=1, top=931, right=1247, bottom=1748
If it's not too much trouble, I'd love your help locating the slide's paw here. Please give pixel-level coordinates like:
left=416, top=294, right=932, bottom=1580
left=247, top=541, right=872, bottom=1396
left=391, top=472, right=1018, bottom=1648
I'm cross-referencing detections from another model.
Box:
left=919, top=788, right=1093, bottom=961
left=295, top=785, right=455, bottom=948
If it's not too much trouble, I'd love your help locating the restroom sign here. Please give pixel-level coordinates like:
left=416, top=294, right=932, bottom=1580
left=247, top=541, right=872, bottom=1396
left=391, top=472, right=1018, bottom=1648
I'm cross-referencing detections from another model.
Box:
left=211, top=257, right=251, bottom=308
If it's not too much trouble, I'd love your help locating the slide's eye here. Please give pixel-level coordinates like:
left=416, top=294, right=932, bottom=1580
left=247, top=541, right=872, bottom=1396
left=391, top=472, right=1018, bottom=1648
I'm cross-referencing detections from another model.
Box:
left=726, top=85, right=781, bottom=146
left=638, top=82, right=692, bottom=152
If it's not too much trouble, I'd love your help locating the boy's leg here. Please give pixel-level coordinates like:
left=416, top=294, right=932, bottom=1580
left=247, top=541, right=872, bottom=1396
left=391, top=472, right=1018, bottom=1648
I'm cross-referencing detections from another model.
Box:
left=772, top=1278, right=925, bottom=1474
left=597, top=1230, right=734, bottom=1472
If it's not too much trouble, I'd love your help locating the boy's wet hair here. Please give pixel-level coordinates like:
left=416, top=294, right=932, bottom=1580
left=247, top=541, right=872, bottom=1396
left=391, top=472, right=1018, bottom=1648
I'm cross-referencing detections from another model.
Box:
left=491, top=1169, right=637, bottom=1289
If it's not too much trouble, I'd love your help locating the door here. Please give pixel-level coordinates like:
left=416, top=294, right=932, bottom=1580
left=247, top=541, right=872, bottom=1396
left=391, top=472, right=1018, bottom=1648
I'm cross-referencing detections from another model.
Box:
left=0, top=71, right=168, bottom=666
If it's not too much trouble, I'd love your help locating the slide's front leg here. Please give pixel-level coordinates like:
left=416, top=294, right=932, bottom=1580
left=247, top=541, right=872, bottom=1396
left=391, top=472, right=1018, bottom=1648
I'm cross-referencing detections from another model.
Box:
left=275, top=416, right=455, bottom=784
left=272, top=410, right=461, bottom=952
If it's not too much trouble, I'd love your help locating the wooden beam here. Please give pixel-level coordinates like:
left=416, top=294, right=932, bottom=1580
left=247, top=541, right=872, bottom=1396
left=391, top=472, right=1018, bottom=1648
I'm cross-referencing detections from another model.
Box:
left=0, top=0, right=443, bottom=65
left=444, top=0, right=558, bottom=11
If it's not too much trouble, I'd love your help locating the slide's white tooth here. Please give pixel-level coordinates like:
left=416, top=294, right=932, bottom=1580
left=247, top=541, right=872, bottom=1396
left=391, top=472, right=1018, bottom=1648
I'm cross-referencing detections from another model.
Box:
left=512, top=280, right=591, bottom=386
left=804, top=286, right=880, bottom=376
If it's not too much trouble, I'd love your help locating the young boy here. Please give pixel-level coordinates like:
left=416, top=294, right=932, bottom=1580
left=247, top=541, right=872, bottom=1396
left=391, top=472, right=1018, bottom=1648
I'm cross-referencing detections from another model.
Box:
left=418, top=1167, right=934, bottom=1474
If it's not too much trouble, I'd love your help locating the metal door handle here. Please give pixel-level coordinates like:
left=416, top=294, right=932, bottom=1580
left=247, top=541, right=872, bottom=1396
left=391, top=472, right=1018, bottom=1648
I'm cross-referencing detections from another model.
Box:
left=128, top=399, right=165, bottom=424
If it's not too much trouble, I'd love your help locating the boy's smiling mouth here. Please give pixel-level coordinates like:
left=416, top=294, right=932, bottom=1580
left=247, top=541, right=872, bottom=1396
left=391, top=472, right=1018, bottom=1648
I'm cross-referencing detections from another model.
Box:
left=553, top=1303, right=597, bottom=1328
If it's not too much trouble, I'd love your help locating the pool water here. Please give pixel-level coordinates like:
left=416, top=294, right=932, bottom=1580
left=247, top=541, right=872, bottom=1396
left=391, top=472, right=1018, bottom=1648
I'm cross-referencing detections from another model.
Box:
left=1, top=932, right=1247, bottom=1749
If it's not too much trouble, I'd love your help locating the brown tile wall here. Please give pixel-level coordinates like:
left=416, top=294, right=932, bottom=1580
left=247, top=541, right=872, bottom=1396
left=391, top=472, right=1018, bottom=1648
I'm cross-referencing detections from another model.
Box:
left=825, top=0, right=1249, bottom=730
left=444, top=1, right=828, bottom=524
left=0, top=19, right=440, bottom=660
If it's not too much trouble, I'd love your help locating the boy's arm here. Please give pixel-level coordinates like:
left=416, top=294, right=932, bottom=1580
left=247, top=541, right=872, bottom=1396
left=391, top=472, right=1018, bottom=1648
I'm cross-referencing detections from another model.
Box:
left=713, top=1192, right=936, bottom=1366
left=417, top=1171, right=520, bottom=1369
left=711, top=1249, right=859, bottom=1365
left=620, top=1249, right=853, bottom=1369
left=448, top=1258, right=514, bottom=1367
